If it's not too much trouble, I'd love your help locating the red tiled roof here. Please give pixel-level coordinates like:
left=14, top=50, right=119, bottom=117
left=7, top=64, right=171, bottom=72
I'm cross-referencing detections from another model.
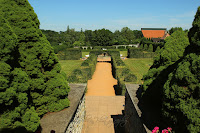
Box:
left=142, top=30, right=166, bottom=39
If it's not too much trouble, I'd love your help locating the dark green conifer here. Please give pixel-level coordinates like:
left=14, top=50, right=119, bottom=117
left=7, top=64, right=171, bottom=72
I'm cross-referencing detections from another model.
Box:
left=0, top=0, right=70, bottom=131
left=162, top=7, right=200, bottom=132
left=141, top=7, right=200, bottom=133
left=148, top=44, right=153, bottom=52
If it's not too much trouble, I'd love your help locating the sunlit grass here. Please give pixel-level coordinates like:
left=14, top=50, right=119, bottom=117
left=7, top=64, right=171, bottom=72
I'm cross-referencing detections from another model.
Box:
left=82, top=52, right=90, bottom=57
left=120, top=51, right=128, bottom=57
left=59, top=60, right=83, bottom=77
left=123, top=58, right=153, bottom=84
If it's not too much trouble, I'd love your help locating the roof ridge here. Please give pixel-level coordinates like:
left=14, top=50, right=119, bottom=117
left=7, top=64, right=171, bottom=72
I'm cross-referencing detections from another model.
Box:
left=141, top=28, right=167, bottom=30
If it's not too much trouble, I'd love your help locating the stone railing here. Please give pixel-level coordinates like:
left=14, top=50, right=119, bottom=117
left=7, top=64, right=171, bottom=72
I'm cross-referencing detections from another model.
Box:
left=65, top=96, right=85, bottom=133
left=125, top=84, right=151, bottom=133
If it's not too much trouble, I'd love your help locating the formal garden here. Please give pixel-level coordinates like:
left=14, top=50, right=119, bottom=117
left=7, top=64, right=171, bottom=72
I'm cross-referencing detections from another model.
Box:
left=0, top=0, right=200, bottom=132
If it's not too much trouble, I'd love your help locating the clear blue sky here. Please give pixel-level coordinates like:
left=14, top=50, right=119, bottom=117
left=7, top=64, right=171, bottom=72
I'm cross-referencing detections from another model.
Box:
left=29, top=0, right=200, bottom=32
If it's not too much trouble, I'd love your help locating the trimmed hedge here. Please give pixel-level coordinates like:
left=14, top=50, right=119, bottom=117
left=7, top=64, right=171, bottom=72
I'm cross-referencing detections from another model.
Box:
left=57, top=48, right=82, bottom=60
left=109, top=49, right=137, bottom=95
left=93, top=46, right=116, bottom=49
left=128, top=47, right=156, bottom=58
left=89, top=49, right=103, bottom=56
left=68, top=53, right=97, bottom=83
left=106, top=49, right=120, bottom=57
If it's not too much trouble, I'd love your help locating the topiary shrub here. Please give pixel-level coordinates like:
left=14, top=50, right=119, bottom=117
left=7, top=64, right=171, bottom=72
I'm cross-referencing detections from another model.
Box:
left=128, top=47, right=143, bottom=58
left=89, top=49, right=103, bottom=56
left=68, top=52, right=98, bottom=83
left=124, top=74, right=137, bottom=82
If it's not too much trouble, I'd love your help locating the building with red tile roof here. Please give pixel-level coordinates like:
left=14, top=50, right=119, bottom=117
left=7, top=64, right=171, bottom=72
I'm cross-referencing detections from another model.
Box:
left=141, top=28, right=169, bottom=42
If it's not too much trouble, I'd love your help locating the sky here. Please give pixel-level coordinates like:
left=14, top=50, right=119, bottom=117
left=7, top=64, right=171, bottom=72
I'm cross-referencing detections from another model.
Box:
left=28, top=0, right=200, bottom=32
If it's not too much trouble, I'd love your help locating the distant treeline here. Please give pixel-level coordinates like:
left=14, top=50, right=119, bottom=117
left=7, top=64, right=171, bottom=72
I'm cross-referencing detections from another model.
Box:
left=41, top=27, right=143, bottom=53
left=42, top=27, right=189, bottom=54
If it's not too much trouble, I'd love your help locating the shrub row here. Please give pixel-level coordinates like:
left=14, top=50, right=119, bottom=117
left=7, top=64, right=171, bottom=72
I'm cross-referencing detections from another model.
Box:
left=89, top=49, right=103, bottom=56
left=128, top=47, right=156, bottom=58
left=93, top=46, right=116, bottom=49
left=108, top=49, right=137, bottom=95
left=67, top=53, right=97, bottom=83
left=57, top=48, right=82, bottom=60
left=140, top=42, right=164, bottom=52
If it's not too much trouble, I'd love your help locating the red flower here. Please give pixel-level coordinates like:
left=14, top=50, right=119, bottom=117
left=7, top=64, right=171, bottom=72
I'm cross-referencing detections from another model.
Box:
left=167, top=127, right=172, bottom=131
left=162, top=129, right=169, bottom=133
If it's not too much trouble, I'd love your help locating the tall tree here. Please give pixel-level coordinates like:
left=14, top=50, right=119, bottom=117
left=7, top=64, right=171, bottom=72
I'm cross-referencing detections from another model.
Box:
left=140, top=29, right=190, bottom=131
left=0, top=0, right=70, bottom=131
left=169, top=27, right=183, bottom=35
left=162, top=6, right=200, bottom=132
left=92, top=28, right=113, bottom=46
left=141, top=7, right=200, bottom=133
left=121, top=27, right=135, bottom=44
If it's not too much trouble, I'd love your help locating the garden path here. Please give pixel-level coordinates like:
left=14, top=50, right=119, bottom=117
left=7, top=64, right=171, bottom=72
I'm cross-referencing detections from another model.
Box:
left=82, top=60, right=125, bottom=133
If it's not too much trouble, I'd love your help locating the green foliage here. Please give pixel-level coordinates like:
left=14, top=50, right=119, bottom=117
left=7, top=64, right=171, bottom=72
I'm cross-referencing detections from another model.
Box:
left=92, top=28, right=113, bottom=46
left=140, top=7, right=200, bottom=133
left=148, top=44, right=153, bottom=52
left=57, top=48, right=82, bottom=60
left=124, top=74, right=137, bottom=82
left=68, top=54, right=97, bottom=83
left=110, top=50, right=137, bottom=95
left=43, top=27, right=144, bottom=52
left=0, top=0, right=70, bottom=132
left=106, top=49, right=121, bottom=57
left=53, top=45, right=68, bottom=54
left=155, top=46, right=161, bottom=53
left=21, top=107, right=40, bottom=132
left=128, top=47, right=156, bottom=58
left=0, top=16, right=18, bottom=64
left=59, top=60, right=83, bottom=77
left=124, top=58, right=153, bottom=84
left=169, top=27, right=183, bottom=35
left=128, top=47, right=143, bottom=58
left=153, top=30, right=189, bottom=68
left=89, top=49, right=103, bottom=56
left=188, top=6, right=200, bottom=53
left=144, top=44, right=148, bottom=50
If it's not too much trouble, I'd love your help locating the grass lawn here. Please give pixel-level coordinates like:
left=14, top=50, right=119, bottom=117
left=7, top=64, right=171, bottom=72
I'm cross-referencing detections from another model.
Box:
left=120, top=51, right=128, bottom=57
left=123, top=58, right=153, bottom=84
left=82, top=52, right=90, bottom=57
left=59, top=60, right=83, bottom=77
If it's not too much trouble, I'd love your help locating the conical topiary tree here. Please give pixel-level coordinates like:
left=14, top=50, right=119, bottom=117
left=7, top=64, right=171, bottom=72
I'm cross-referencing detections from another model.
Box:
left=162, top=6, right=200, bottom=132
left=0, top=0, right=70, bottom=132
left=155, top=46, right=160, bottom=53
left=148, top=44, right=153, bottom=52
left=143, top=44, right=148, bottom=51
left=0, top=14, right=40, bottom=132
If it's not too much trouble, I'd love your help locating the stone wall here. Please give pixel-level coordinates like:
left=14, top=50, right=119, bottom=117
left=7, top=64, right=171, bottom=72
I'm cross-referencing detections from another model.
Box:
left=66, top=96, right=85, bottom=133
left=125, top=84, right=150, bottom=133
left=40, top=83, right=87, bottom=133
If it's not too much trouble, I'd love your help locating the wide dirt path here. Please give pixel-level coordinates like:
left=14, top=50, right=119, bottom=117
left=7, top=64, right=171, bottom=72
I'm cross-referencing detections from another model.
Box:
left=86, top=62, right=117, bottom=96
left=82, top=60, right=125, bottom=133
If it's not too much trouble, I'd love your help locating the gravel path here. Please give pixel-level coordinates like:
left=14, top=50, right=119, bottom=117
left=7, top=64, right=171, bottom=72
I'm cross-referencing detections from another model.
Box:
left=83, top=60, right=125, bottom=133
left=86, top=62, right=117, bottom=96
